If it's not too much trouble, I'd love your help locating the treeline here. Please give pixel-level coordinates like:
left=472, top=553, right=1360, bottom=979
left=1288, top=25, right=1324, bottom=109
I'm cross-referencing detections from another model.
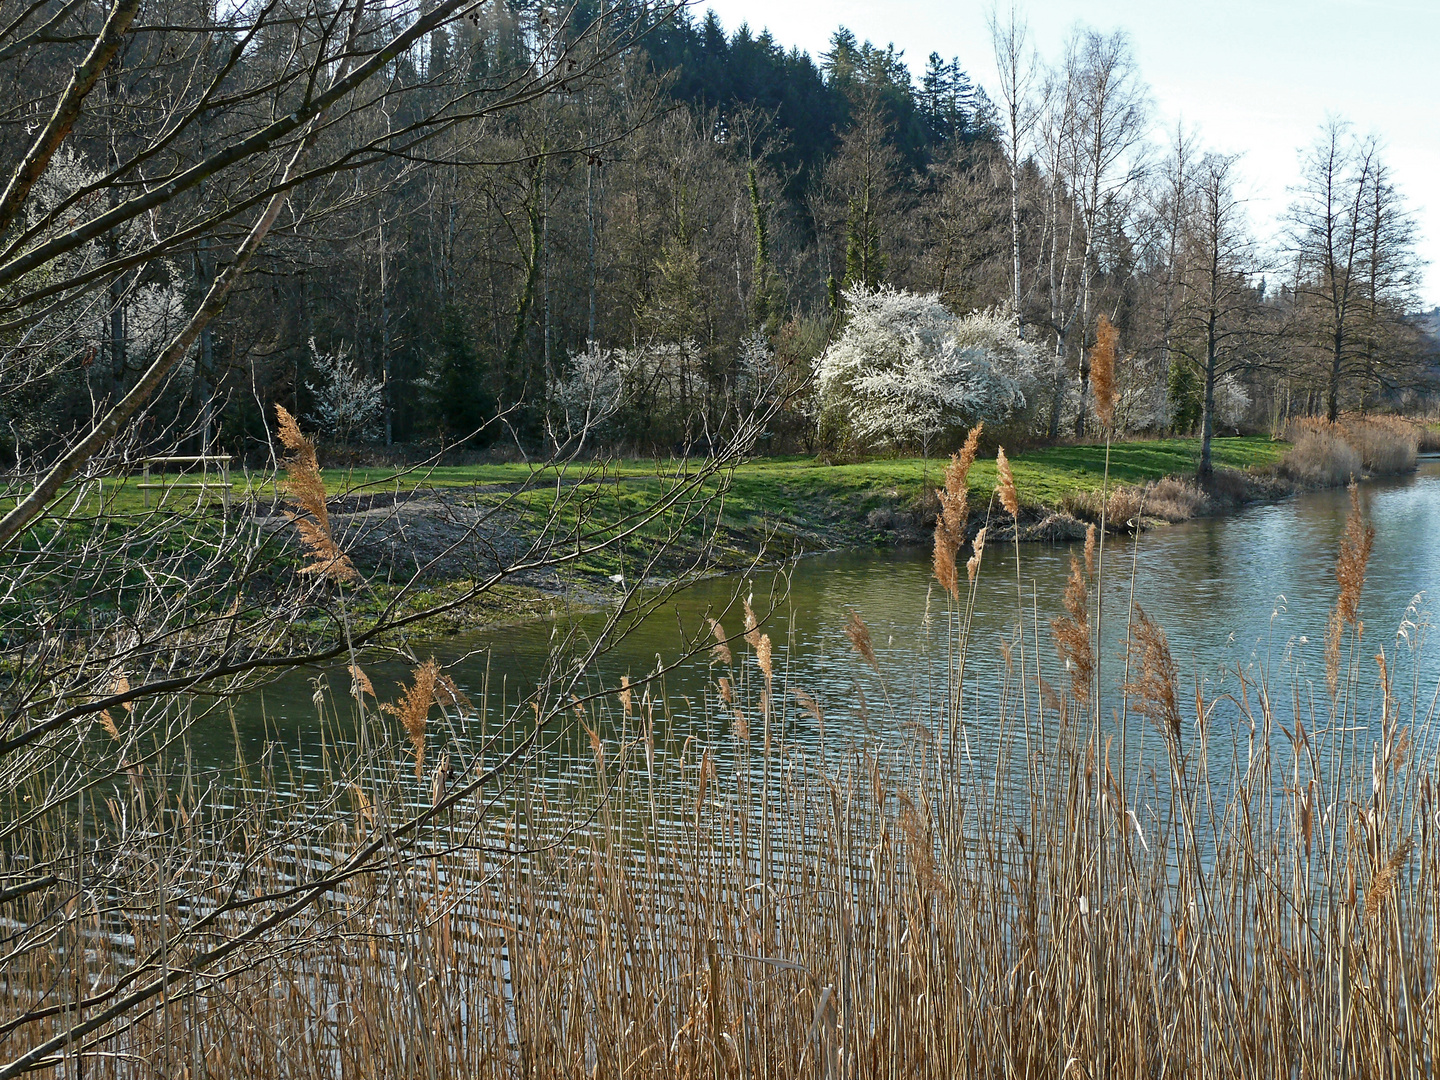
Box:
left=3, top=2, right=1433, bottom=465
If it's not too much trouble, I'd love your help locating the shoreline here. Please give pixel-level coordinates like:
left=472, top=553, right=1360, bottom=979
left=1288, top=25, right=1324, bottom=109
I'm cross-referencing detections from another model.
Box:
left=379, top=452, right=1431, bottom=636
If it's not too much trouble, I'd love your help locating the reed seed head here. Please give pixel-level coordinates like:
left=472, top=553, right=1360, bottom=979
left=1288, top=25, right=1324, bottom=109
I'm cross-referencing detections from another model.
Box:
left=966, top=526, right=987, bottom=583
left=996, top=447, right=1020, bottom=518
left=1364, top=836, right=1413, bottom=923
left=1123, top=606, right=1182, bottom=745
left=708, top=618, right=732, bottom=665
left=743, top=601, right=761, bottom=649
left=846, top=611, right=879, bottom=671
left=382, top=658, right=439, bottom=779
left=1091, top=313, right=1119, bottom=430
left=276, top=405, right=358, bottom=584
left=1050, top=557, right=1093, bottom=701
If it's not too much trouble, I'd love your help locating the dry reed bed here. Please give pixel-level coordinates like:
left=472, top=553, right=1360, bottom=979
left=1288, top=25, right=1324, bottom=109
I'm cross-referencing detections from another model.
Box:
left=4, top=489, right=1438, bottom=1078
left=1282, top=414, right=1421, bottom=483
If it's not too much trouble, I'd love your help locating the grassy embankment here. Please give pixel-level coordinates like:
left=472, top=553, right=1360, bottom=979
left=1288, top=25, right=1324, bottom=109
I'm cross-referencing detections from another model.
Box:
left=9, top=436, right=1278, bottom=627
left=12, top=419, right=1422, bottom=634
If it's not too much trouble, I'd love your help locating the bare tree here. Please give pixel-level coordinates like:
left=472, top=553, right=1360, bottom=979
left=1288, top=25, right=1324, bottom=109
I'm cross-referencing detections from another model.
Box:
left=1066, top=26, right=1150, bottom=436
left=1173, top=151, right=1261, bottom=478
left=987, top=1, right=1040, bottom=334
left=1285, top=119, right=1378, bottom=422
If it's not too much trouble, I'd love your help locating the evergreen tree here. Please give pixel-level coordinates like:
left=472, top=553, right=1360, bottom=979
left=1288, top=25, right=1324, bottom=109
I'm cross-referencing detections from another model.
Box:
left=428, top=305, right=493, bottom=441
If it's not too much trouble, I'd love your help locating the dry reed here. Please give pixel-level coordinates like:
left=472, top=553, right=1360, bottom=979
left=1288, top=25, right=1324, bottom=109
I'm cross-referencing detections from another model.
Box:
left=6, top=459, right=1437, bottom=1080
left=276, top=405, right=358, bottom=583
left=1090, top=313, right=1118, bottom=430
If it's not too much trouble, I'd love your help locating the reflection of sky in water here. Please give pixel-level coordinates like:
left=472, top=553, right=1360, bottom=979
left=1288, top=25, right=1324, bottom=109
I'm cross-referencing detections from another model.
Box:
left=223, top=459, right=1440, bottom=784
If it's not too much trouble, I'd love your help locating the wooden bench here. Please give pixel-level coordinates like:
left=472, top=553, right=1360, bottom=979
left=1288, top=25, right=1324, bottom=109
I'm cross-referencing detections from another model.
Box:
left=137, top=455, right=232, bottom=510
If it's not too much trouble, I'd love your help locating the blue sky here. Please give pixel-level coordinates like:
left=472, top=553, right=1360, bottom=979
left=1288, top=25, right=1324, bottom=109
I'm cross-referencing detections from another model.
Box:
left=698, top=1, right=1440, bottom=307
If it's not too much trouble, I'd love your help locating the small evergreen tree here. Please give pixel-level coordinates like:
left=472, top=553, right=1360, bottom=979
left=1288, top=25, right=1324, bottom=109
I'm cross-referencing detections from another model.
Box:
left=426, top=306, right=492, bottom=440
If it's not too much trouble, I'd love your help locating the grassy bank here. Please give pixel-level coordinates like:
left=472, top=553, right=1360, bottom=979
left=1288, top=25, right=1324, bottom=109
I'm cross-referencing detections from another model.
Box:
left=6, top=421, right=1421, bottom=639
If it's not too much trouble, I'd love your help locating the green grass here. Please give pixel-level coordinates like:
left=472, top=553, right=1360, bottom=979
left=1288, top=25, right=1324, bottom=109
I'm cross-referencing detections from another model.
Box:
left=4, top=434, right=1286, bottom=533
left=719, top=434, right=1284, bottom=523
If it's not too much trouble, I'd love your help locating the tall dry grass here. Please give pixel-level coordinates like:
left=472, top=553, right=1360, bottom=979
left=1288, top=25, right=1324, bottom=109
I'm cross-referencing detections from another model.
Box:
left=1283, top=414, right=1420, bottom=483
left=4, top=477, right=1438, bottom=1078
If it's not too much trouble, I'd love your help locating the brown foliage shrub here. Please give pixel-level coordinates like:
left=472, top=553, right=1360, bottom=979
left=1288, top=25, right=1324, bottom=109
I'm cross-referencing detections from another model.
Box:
left=1141, top=476, right=1209, bottom=522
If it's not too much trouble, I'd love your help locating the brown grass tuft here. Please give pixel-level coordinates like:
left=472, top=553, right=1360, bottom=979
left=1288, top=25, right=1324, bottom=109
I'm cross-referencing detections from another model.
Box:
left=1084, top=524, right=1097, bottom=577
left=1090, top=313, right=1118, bottom=430
left=276, top=405, right=358, bottom=583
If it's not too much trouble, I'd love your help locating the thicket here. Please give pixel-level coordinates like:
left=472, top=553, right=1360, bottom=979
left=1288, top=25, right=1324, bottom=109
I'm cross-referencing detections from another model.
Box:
left=5, top=5, right=1434, bottom=469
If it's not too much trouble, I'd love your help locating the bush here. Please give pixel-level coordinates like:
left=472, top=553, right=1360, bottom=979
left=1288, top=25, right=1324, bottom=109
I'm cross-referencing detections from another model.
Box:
left=815, top=287, right=1040, bottom=454
left=1281, top=415, right=1417, bottom=483
left=1281, top=420, right=1363, bottom=485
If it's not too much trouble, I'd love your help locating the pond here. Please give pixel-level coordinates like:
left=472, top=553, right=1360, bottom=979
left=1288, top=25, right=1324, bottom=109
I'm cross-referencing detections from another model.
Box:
left=211, top=456, right=1440, bottom=788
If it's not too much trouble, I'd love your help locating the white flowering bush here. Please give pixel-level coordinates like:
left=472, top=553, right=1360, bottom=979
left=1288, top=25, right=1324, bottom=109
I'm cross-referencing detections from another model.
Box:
left=816, top=287, right=1040, bottom=454
left=305, top=340, right=383, bottom=442
left=548, top=341, right=626, bottom=448
left=1214, top=372, right=1251, bottom=428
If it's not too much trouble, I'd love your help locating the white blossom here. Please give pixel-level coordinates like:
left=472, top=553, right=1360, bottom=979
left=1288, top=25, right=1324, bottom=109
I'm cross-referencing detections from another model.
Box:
left=1214, top=372, right=1251, bottom=427
left=305, top=340, right=383, bottom=442
left=549, top=341, right=626, bottom=446
left=816, top=286, right=1040, bottom=452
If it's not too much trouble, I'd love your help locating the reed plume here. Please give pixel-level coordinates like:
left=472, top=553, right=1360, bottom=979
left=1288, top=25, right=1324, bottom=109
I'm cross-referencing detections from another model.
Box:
left=1050, top=557, right=1093, bottom=701
left=755, top=633, right=773, bottom=683
left=1123, top=606, right=1182, bottom=745
left=846, top=610, right=879, bottom=671
left=1325, top=484, right=1375, bottom=695
left=1364, top=836, right=1413, bottom=923
left=933, top=424, right=983, bottom=601
left=996, top=446, right=1020, bottom=518
left=98, top=671, right=130, bottom=739
left=793, top=687, right=824, bottom=729
left=383, top=658, right=439, bottom=779
left=932, top=518, right=960, bottom=601
left=1091, top=313, right=1119, bottom=430
left=349, top=663, right=375, bottom=701
left=743, top=600, right=761, bottom=649
left=434, top=674, right=473, bottom=715
left=276, top=405, right=357, bottom=584
left=708, top=618, right=732, bottom=665
left=966, top=525, right=987, bottom=583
